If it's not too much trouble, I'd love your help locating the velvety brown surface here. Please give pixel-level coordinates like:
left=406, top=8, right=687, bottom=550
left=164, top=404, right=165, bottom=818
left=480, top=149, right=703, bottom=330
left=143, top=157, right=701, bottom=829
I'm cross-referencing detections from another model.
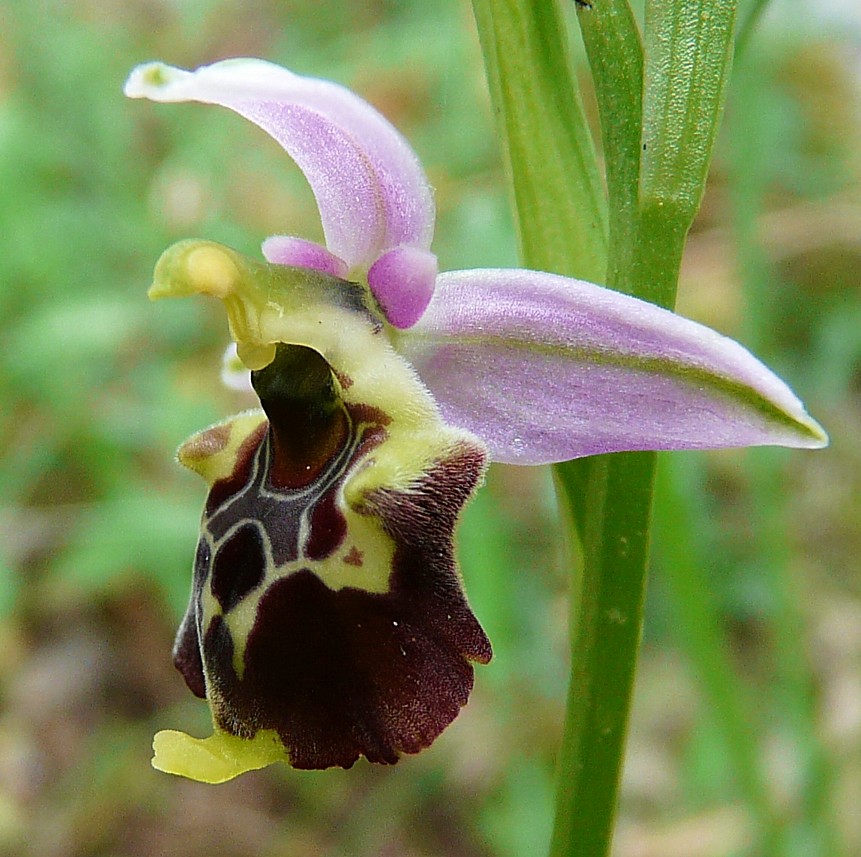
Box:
left=195, top=439, right=490, bottom=769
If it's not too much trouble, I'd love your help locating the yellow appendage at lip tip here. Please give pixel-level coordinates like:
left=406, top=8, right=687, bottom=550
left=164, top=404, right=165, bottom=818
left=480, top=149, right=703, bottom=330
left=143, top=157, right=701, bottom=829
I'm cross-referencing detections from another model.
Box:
left=152, top=728, right=285, bottom=783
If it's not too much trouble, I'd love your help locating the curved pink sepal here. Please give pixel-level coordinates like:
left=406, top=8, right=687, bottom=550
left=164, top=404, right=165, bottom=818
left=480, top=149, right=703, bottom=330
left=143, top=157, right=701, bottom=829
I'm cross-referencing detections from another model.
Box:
left=400, top=269, right=828, bottom=465
left=125, top=59, right=435, bottom=271
left=368, top=246, right=438, bottom=329
left=262, top=236, right=348, bottom=279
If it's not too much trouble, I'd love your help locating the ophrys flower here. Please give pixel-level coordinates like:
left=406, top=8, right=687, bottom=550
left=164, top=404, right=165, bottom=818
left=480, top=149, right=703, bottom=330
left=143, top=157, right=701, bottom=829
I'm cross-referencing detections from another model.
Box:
left=126, top=59, right=826, bottom=782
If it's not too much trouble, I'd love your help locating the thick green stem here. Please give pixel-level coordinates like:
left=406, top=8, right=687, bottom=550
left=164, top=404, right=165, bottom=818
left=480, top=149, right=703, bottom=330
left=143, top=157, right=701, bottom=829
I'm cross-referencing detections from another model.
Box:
left=471, top=2, right=739, bottom=856
left=551, top=451, right=656, bottom=855
left=558, top=0, right=740, bottom=851
left=550, top=204, right=686, bottom=856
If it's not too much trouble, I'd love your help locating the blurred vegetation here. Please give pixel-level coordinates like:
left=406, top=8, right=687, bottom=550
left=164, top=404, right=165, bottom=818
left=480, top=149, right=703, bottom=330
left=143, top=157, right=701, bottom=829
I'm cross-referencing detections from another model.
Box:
left=0, top=0, right=858, bottom=855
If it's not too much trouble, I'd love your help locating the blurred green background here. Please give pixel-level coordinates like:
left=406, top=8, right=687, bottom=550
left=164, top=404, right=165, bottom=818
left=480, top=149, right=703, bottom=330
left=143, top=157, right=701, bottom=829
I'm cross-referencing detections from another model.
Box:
left=0, top=0, right=858, bottom=855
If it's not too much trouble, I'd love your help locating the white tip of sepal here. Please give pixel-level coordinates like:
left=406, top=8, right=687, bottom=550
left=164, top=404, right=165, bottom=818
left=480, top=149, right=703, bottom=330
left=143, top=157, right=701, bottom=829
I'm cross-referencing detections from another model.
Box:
left=124, top=59, right=285, bottom=102
left=781, top=408, right=829, bottom=450
left=731, top=356, right=829, bottom=451
left=124, top=62, right=190, bottom=100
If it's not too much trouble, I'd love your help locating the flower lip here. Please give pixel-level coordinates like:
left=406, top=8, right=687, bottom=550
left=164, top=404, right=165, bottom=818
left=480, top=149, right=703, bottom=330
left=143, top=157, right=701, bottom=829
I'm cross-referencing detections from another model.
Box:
left=162, top=320, right=491, bottom=775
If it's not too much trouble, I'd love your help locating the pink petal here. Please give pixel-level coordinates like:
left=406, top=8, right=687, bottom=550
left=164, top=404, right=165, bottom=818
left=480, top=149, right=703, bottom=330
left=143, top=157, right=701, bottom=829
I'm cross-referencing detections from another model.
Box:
left=262, top=236, right=348, bottom=279
left=400, top=269, right=828, bottom=465
left=125, top=60, right=435, bottom=271
left=368, top=245, right=438, bottom=329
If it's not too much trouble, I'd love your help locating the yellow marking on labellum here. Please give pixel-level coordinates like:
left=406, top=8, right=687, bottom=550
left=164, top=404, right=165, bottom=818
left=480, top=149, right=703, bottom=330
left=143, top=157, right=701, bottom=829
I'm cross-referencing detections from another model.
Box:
left=219, top=528, right=275, bottom=681
left=177, top=411, right=267, bottom=486
left=152, top=727, right=284, bottom=783
left=309, top=508, right=394, bottom=593
left=200, top=587, right=222, bottom=631
left=222, top=511, right=396, bottom=677
left=223, top=598, right=257, bottom=682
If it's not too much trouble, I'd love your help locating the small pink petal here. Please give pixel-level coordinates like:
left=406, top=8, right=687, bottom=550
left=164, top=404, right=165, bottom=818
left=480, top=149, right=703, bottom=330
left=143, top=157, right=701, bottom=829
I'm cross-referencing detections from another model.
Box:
left=368, top=246, right=438, bottom=329
left=262, top=236, right=348, bottom=279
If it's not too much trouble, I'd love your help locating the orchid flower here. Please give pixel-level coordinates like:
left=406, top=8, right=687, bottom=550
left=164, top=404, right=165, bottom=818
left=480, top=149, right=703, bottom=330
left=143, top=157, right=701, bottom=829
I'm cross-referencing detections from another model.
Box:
left=125, top=59, right=826, bottom=783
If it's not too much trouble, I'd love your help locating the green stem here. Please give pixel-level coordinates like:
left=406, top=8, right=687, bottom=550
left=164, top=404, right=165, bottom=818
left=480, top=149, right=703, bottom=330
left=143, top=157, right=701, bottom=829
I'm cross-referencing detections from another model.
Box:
left=550, top=451, right=657, bottom=856
left=471, top=2, right=739, bottom=856
left=550, top=208, right=685, bottom=857
left=556, top=1, right=738, bottom=853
